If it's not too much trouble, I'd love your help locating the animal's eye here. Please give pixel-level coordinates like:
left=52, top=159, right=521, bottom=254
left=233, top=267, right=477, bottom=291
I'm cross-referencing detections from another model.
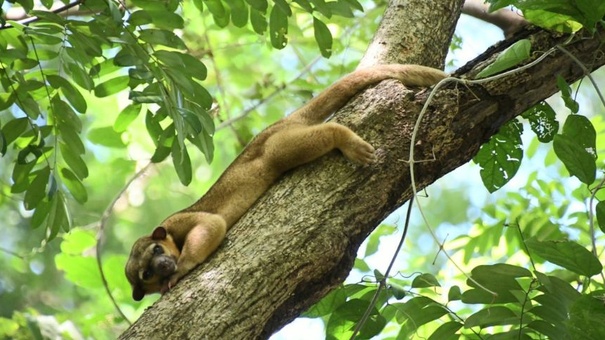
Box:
left=142, top=269, right=153, bottom=280
left=153, top=245, right=163, bottom=255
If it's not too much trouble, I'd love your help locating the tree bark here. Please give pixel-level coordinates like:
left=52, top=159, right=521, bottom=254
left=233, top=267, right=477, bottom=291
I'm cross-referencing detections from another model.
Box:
left=120, top=0, right=605, bottom=338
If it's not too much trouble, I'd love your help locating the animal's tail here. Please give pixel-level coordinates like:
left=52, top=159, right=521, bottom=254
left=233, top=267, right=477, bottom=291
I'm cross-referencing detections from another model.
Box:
left=289, top=64, right=447, bottom=124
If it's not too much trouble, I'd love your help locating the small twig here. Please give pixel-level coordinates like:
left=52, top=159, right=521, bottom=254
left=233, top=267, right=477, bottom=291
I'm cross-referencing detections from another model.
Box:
left=350, top=197, right=414, bottom=340
left=95, top=162, right=152, bottom=325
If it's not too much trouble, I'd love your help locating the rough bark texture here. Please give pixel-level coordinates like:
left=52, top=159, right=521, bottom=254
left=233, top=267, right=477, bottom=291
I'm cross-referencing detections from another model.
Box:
left=120, top=0, right=605, bottom=338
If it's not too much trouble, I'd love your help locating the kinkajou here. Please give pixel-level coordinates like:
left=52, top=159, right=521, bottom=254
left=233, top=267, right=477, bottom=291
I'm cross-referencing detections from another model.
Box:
left=125, top=64, right=447, bottom=301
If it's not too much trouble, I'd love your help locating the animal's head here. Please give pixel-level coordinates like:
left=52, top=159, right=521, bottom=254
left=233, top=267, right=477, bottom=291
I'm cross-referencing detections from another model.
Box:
left=125, top=227, right=181, bottom=301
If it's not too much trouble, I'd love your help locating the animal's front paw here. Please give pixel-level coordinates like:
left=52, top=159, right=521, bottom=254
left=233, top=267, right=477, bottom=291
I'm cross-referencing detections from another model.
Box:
left=342, top=136, right=376, bottom=165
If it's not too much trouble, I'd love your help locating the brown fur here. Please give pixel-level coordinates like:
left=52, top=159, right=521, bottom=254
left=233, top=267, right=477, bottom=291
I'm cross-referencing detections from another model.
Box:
left=125, top=64, right=447, bottom=300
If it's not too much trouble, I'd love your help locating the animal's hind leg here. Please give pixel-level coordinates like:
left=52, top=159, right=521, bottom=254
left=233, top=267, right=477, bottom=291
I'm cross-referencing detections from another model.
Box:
left=263, top=122, right=375, bottom=172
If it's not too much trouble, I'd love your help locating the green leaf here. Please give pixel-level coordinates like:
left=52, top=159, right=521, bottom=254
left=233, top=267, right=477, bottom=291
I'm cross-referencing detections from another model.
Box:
left=60, top=168, right=88, bottom=204
left=59, top=142, right=88, bottom=179
left=114, top=104, right=142, bottom=132
left=55, top=253, right=101, bottom=289
left=313, top=17, right=333, bottom=58
left=448, top=285, right=462, bottom=301
left=525, top=238, right=603, bottom=276
left=521, top=101, right=559, bottom=143
left=154, top=50, right=207, bottom=81
left=364, top=224, right=397, bottom=257
left=66, top=62, right=94, bottom=91
left=567, top=293, right=605, bottom=339
left=24, top=167, right=50, bottom=210
left=556, top=76, right=580, bottom=113
left=326, top=299, right=386, bottom=339
left=172, top=142, right=192, bottom=185
left=303, top=286, right=347, bottom=318
left=94, top=76, right=129, bottom=97
left=428, top=321, right=462, bottom=340
left=60, top=229, right=96, bottom=254
left=138, top=29, right=187, bottom=49
left=46, top=191, right=69, bottom=241
left=46, top=75, right=87, bottom=113
left=2, top=117, right=29, bottom=145
left=465, top=306, right=517, bottom=328
left=224, top=0, right=249, bottom=27
left=476, top=39, right=531, bottom=78
left=269, top=5, right=289, bottom=49
left=596, top=201, right=605, bottom=233
left=394, top=297, right=448, bottom=338
left=411, top=273, right=441, bottom=288
left=250, top=8, right=268, bottom=34
left=462, top=264, right=532, bottom=304
left=31, top=199, right=51, bottom=229
left=474, top=119, right=523, bottom=192
left=245, top=0, right=267, bottom=12
left=553, top=115, right=596, bottom=184
left=88, top=126, right=126, bottom=148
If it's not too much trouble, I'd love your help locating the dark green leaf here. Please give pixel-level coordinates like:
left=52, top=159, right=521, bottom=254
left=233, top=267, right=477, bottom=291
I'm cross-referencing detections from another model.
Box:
left=245, top=0, right=267, bottom=12
left=596, top=201, right=605, bottom=233
left=525, top=238, right=602, bottom=276
left=474, top=119, right=523, bottom=192
left=59, top=142, right=88, bottom=179
left=411, top=273, right=441, bottom=288
left=24, top=167, right=50, bottom=210
left=224, top=0, right=249, bottom=27
left=521, top=101, right=559, bottom=143
left=313, top=17, right=333, bottom=58
left=31, top=199, right=51, bottom=229
left=172, top=142, right=192, bottom=185
left=60, top=168, right=88, bottom=204
left=326, top=299, right=386, bottom=339
left=556, top=75, right=580, bottom=113
left=553, top=134, right=596, bottom=184
left=428, top=322, right=462, bottom=340
left=448, top=285, right=462, bottom=301
left=250, top=8, right=268, bottom=34
left=476, top=39, right=531, bottom=78
left=138, top=29, right=187, bottom=49
left=303, top=286, right=347, bottom=318
left=465, top=306, right=517, bottom=328
left=2, top=117, right=29, bottom=145
left=269, top=5, right=289, bottom=49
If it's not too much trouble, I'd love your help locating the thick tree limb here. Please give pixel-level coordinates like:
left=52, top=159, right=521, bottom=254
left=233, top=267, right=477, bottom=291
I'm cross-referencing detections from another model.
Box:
left=120, top=0, right=605, bottom=338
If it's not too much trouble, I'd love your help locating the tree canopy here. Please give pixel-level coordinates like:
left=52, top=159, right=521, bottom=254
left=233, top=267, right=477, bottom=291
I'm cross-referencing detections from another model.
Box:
left=1, top=0, right=605, bottom=339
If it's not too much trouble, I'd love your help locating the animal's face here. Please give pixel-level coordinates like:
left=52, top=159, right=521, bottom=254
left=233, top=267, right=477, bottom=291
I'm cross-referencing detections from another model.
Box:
left=125, top=227, right=181, bottom=301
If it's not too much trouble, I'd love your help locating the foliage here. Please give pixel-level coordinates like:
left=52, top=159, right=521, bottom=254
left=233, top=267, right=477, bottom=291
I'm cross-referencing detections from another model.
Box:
left=0, top=0, right=604, bottom=339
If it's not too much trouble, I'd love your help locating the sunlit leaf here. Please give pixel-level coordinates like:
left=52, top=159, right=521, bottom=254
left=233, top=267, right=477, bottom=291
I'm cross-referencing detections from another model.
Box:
left=94, top=76, right=129, bottom=97
left=476, top=39, right=531, bottom=78
left=114, top=104, right=142, bottom=132
left=525, top=238, right=603, bottom=276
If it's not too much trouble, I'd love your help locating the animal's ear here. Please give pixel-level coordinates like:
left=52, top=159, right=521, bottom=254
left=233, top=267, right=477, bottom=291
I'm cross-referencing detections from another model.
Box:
left=151, top=226, right=167, bottom=240
left=133, top=286, right=145, bottom=301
